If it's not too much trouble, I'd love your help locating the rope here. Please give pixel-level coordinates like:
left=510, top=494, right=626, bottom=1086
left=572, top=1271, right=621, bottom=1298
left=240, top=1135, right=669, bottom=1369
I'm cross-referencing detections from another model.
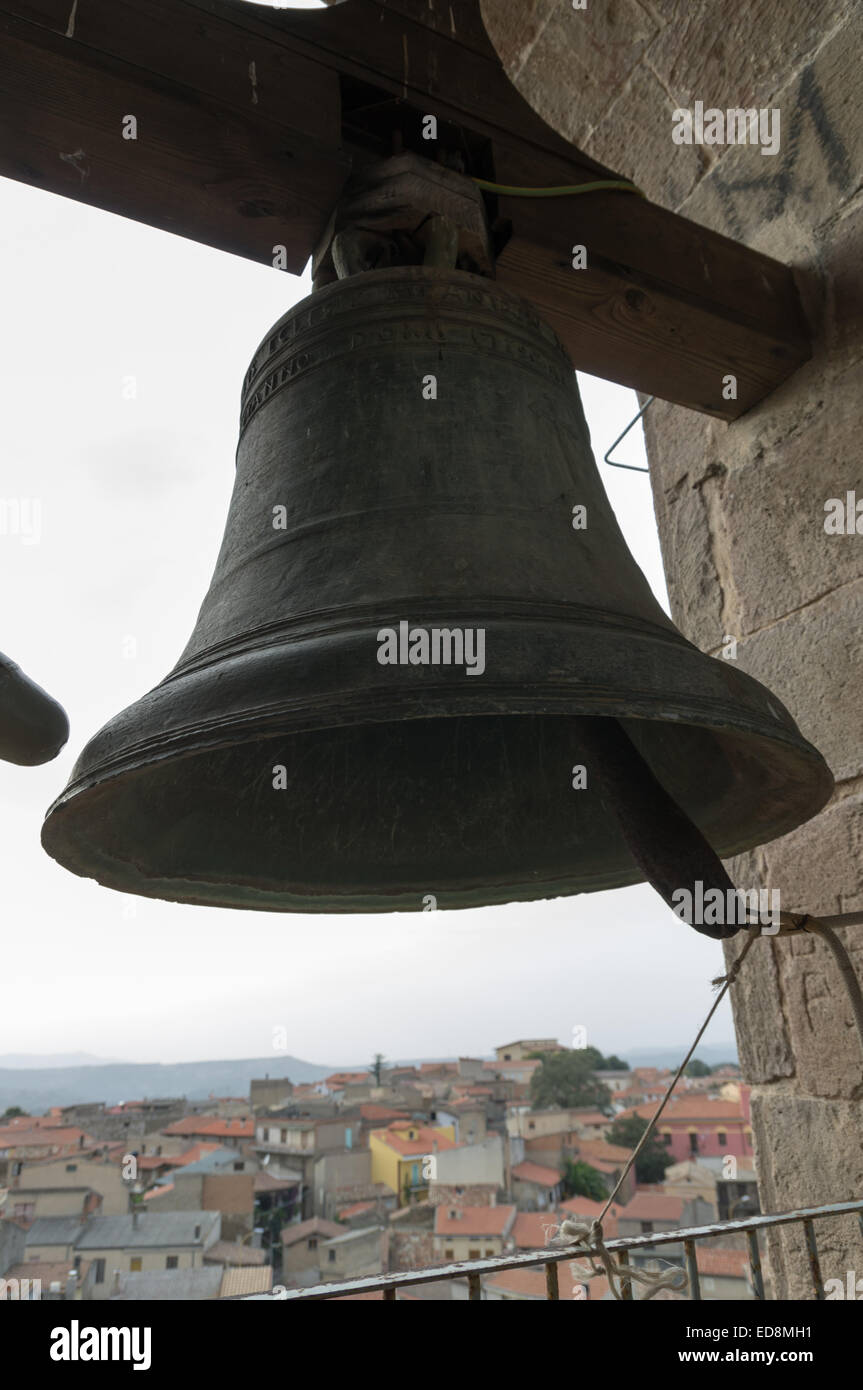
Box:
left=597, top=926, right=759, bottom=1223
left=554, top=925, right=759, bottom=1299
left=471, top=177, right=645, bottom=199
left=553, top=1217, right=687, bottom=1300
left=552, top=911, right=863, bottom=1299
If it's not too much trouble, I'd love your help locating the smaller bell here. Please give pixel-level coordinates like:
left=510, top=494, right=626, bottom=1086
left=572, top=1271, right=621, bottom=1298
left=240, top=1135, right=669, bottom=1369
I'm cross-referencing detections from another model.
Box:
left=0, top=651, right=69, bottom=766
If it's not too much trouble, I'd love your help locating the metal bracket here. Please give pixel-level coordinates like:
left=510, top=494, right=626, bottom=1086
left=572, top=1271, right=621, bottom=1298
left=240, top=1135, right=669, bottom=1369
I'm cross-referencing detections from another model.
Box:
left=603, top=395, right=654, bottom=473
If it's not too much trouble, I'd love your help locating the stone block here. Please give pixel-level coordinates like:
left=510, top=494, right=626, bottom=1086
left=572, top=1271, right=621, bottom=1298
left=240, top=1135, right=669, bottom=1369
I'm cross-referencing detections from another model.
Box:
left=643, top=0, right=848, bottom=116
left=735, top=585, right=863, bottom=783
left=760, top=791, right=863, bottom=919
left=722, top=926, right=795, bottom=1085
left=676, top=9, right=862, bottom=240
left=716, top=387, right=863, bottom=633
left=481, top=0, right=658, bottom=151
left=778, top=922, right=863, bottom=1100
left=589, top=60, right=705, bottom=206
left=479, top=0, right=558, bottom=79
left=826, top=197, right=863, bottom=366
left=649, top=461, right=727, bottom=646
left=750, top=1090, right=863, bottom=1298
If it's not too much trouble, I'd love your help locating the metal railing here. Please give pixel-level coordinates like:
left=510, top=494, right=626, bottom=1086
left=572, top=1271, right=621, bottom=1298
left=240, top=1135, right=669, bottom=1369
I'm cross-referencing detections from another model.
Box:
left=247, top=1197, right=863, bottom=1301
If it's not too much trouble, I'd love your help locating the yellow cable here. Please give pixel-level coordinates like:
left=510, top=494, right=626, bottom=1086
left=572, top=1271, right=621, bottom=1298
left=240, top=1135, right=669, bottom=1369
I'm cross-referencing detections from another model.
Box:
left=471, top=177, right=645, bottom=199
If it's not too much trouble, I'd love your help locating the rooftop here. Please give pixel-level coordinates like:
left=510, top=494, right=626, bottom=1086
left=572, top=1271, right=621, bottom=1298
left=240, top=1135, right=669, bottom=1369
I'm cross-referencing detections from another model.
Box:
left=574, top=1138, right=633, bottom=1163
left=4, top=1259, right=90, bottom=1286
left=166, top=1145, right=247, bottom=1175
left=617, top=1097, right=746, bottom=1125
left=617, top=1192, right=685, bottom=1223
left=161, top=1117, right=254, bottom=1139
left=337, top=1200, right=377, bottom=1219
left=359, top=1105, right=409, bottom=1122
left=372, top=1124, right=457, bottom=1157
left=0, top=1126, right=95, bottom=1150
left=111, top=1267, right=223, bottom=1301
left=75, top=1211, right=220, bottom=1250
left=205, top=1240, right=269, bottom=1267
left=511, top=1161, right=562, bottom=1187
left=24, top=1217, right=85, bottom=1246
left=558, top=1195, right=621, bottom=1238
left=281, top=1217, right=343, bottom=1247
left=695, top=1247, right=750, bottom=1278
left=254, top=1170, right=300, bottom=1193
left=511, top=1212, right=556, bottom=1249
left=435, top=1204, right=516, bottom=1238
left=323, top=1225, right=383, bottom=1247
left=220, top=1266, right=273, bottom=1298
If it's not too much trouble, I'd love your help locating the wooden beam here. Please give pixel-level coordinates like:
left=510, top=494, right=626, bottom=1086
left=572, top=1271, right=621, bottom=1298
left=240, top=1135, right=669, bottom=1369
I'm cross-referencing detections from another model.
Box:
left=0, top=0, right=811, bottom=417
left=493, top=182, right=811, bottom=419
left=0, top=0, right=351, bottom=270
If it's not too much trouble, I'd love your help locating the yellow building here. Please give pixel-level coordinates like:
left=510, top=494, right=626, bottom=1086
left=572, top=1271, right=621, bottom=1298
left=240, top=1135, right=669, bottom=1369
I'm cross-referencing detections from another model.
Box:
left=369, top=1121, right=456, bottom=1204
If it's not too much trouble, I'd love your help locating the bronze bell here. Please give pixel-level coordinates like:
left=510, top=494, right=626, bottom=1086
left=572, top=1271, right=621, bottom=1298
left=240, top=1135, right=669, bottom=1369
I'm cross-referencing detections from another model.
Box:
left=1, top=652, right=68, bottom=765
left=42, top=268, right=832, bottom=913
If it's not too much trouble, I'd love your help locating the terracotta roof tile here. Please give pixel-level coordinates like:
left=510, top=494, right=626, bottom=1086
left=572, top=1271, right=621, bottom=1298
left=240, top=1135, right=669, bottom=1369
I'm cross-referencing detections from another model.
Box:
left=372, top=1124, right=457, bottom=1157
left=511, top=1161, right=561, bottom=1187
left=435, top=1204, right=516, bottom=1237
left=557, top=1196, right=620, bottom=1238
left=575, top=1138, right=632, bottom=1163
left=359, top=1105, right=408, bottom=1122
left=281, top=1218, right=343, bottom=1246
left=220, top=1266, right=273, bottom=1297
left=512, top=1212, right=557, bottom=1249
left=618, top=1192, right=685, bottom=1222
left=161, top=1117, right=254, bottom=1139
left=696, top=1247, right=750, bottom=1278
left=337, top=1201, right=376, bottom=1219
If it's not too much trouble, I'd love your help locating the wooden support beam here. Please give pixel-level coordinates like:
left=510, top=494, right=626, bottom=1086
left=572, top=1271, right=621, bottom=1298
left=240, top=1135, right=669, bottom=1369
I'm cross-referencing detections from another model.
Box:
left=0, top=0, right=351, bottom=270
left=0, top=0, right=811, bottom=418
left=493, top=178, right=810, bottom=419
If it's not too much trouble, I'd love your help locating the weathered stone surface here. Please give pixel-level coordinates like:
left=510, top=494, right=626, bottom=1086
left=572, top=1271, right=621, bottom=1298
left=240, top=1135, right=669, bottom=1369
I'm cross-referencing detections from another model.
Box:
left=481, top=0, right=657, bottom=149
left=649, top=458, right=728, bottom=647
left=827, top=198, right=863, bottom=366
left=760, top=792, right=863, bottom=921
left=644, top=397, right=724, bottom=493
left=585, top=59, right=704, bottom=205
left=735, top=585, right=863, bottom=784
left=676, top=10, right=862, bottom=240
left=482, top=0, right=853, bottom=218
left=718, top=424, right=863, bottom=636
left=778, top=923, right=863, bottom=1100
left=722, top=922, right=795, bottom=1085
left=641, top=0, right=848, bottom=119
left=750, top=1090, right=863, bottom=1299
left=479, top=0, right=558, bottom=80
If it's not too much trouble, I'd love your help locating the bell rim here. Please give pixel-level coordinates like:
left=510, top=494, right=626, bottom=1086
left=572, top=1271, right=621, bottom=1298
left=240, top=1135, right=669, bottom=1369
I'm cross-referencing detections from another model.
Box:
left=42, top=685, right=834, bottom=913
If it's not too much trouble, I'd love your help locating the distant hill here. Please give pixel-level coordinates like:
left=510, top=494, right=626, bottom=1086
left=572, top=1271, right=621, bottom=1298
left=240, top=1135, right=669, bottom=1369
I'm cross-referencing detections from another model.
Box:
left=0, top=1056, right=333, bottom=1113
left=0, top=1044, right=738, bottom=1114
left=619, top=1043, right=739, bottom=1070
left=0, top=1053, right=127, bottom=1070
left=0, top=1054, right=463, bottom=1114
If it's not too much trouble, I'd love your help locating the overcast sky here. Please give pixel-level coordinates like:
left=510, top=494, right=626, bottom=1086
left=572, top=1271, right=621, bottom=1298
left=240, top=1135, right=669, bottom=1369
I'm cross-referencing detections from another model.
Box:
left=0, top=12, right=735, bottom=1068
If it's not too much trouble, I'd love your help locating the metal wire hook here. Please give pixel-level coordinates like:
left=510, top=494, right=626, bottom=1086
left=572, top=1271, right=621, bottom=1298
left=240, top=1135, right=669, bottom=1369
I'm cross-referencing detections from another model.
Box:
left=603, top=395, right=654, bottom=472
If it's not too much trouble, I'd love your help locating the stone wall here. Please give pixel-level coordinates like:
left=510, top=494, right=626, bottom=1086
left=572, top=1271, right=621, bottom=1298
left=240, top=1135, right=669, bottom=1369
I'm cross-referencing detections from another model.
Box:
left=388, top=1229, right=436, bottom=1272
left=483, top=0, right=863, bottom=1296
left=428, top=1181, right=498, bottom=1206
